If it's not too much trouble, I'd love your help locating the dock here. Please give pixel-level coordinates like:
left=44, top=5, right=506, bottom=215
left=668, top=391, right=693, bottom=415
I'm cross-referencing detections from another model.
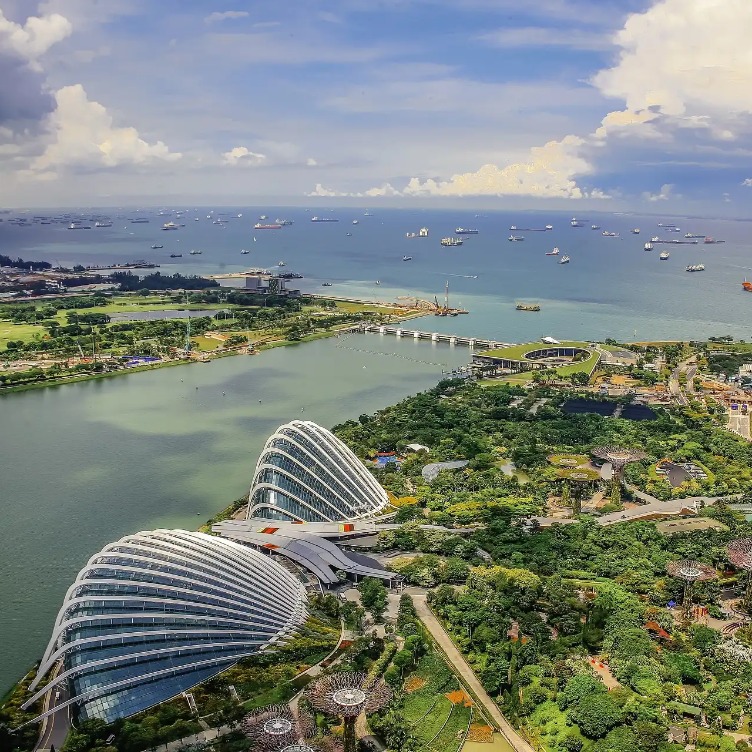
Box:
left=358, top=324, right=509, bottom=349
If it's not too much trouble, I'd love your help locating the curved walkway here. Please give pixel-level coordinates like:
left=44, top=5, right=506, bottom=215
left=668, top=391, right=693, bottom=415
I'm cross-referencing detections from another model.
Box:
left=410, top=591, right=534, bottom=752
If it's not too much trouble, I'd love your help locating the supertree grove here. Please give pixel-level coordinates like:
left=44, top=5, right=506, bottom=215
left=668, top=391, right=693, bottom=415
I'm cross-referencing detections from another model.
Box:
left=727, top=538, right=752, bottom=612
left=666, top=559, right=717, bottom=616
left=305, top=672, right=392, bottom=752
left=591, top=446, right=648, bottom=504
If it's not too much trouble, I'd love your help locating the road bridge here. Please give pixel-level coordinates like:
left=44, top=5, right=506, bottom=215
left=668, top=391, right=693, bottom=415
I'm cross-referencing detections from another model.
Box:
left=357, top=324, right=510, bottom=349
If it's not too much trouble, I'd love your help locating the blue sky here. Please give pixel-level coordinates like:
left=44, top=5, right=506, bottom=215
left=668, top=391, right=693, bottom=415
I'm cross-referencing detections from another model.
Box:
left=1, top=0, right=751, bottom=210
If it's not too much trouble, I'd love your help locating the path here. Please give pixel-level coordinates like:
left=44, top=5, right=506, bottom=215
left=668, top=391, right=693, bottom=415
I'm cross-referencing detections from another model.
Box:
left=410, top=592, right=534, bottom=752
left=34, top=664, right=70, bottom=752
left=728, top=408, right=751, bottom=441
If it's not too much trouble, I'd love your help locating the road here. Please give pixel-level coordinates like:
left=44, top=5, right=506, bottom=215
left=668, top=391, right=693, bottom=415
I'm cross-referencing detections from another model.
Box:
left=411, top=591, right=533, bottom=752
left=34, top=668, right=70, bottom=752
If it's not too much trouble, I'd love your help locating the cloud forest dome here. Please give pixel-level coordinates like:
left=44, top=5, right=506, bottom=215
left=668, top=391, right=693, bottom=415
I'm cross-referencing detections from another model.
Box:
left=24, top=530, right=307, bottom=725
left=248, top=420, right=390, bottom=523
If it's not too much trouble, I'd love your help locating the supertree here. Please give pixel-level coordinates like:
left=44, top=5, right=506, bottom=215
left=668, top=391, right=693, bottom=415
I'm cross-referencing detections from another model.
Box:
left=241, top=705, right=300, bottom=751
left=305, top=672, right=392, bottom=752
left=591, top=446, right=647, bottom=504
left=727, top=538, right=752, bottom=612
left=666, top=559, right=717, bottom=616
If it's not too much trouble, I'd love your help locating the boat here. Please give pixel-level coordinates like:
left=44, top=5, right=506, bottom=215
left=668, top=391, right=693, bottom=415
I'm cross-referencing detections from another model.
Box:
left=571, top=218, right=584, bottom=227
left=352, top=220, right=359, bottom=225
left=658, top=223, right=677, bottom=227
left=375, top=280, right=381, bottom=285
left=704, top=237, right=725, bottom=244
left=591, top=225, right=600, bottom=230
left=743, top=280, right=752, bottom=291
left=441, top=237, right=463, bottom=246
left=275, top=219, right=293, bottom=225
left=254, top=223, right=282, bottom=229
left=346, top=232, right=353, bottom=236
left=94, top=221, right=112, bottom=227
left=406, top=232, right=417, bottom=238
left=685, top=233, right=704, bottom=238
left=652, top=236, right=660, bottom=242
left=516, top=304, right=541, bottom=312
left=259, top=215, right=267, bottom=220
left=455, top=227, right=479, bottom=234
left=546, top=247, right=560, bottom=256
left=189, top=249, right=202, bottom=255
left=660, top=252, right=670, bottom=260
left=278, top=261, right=286, bottom=266
left=311, top=216, right=339, bottom=222
left=644, top=242, right=653, bottom=251
left=170, top=253, right=182, bottom=258
left=68, top=222, right=91, bottom=229
left=559, top=255, right=571, bottom=264
left=403, top=256, right=412, bottom=261
left=130, top=218, right=149, bottom=223
left=686, top=264, right=705, bottom=272
left=161, top=222, right=179, bottom=230
left=545, top=225, right=553, bottom=230
left=364, top=211, right=372, bottom=216
left=602, top=231, right=618, bottom=237
left=322, top=282, right=333, bottom=286
left=151, top=244, right=164, bottom=249
left=509, top=226, right=517, bottom=230
left=632, top=228, right=640, bottom=234
left=508, top=235, right=524, bottom=242
left=240, top=249, right=250, bottom=255
left=419, top=227, right=429, bottom=237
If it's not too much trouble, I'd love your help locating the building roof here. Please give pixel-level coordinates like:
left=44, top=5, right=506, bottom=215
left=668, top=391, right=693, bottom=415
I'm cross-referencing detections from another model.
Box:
left=24, top=530, right=306, bottom=725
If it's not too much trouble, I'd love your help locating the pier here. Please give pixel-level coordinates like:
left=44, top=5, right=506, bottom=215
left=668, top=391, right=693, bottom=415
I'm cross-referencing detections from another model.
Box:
left=357, top=324, right=510, bottom=349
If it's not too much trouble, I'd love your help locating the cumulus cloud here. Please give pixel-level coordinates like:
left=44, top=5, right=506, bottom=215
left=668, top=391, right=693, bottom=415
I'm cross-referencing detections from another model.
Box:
left=31, top=85, right=180, bottom=174
left=0, top=8, right=72, bottom=70
left=643, top=183, right=675, bottom=202
left=308, top=183, right=348, bottom=197
left=205, top=11, right=250, bottom=23
left=222, top=146, right=266, bottom=166
left=742, top=178, right=752, bottom=187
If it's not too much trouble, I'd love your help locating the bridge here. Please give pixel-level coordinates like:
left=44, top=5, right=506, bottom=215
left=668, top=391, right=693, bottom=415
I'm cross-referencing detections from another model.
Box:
left=358, top=324, right=510, bottom=349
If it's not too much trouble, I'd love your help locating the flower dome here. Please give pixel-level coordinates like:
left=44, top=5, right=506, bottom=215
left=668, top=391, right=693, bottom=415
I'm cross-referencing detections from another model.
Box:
left=24, top=530, right=306, bottom=724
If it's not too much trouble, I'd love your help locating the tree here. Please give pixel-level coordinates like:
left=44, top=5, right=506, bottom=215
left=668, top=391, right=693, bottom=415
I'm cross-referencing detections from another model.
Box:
left=358, top=577, right=387, bottom=621
left=568, top=692, right=623, bottom=738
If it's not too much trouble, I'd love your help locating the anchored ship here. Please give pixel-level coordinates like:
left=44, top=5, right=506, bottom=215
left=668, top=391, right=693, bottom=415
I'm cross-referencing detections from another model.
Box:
left=455, top=227, right=479, bottom=234
left=516, top=303, right=541, bottom=312
left=686, top=264, right=705, bottom=272
left=311, top=216, right=339, bottom=222
left=441, top=237, right=463, bottom=246
left=546, top=247, right=560, bottom=256
left=559, top=255, right=571, bottom=264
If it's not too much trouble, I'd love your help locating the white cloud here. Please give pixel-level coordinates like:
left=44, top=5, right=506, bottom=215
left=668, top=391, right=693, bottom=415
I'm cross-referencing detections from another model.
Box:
left=31, top=84, right=180, bottom=174
left=306, top=157, right=318, bottom=167
left=363, top=183, right=401, bottom=197
left=308, top=183, right=348, bottom=197
left=222, top=146, right=266, bottom=166
left=480, top=26, right=608, bottom=51
left=643, top=183, right=675, bottom=202
left=742, top=178, right=752, bottom=187
left=205, top=11, right=250, bottom=23
left=588, top=188, right=612, bottom=199
left=0, top=8, right=72, bottom=69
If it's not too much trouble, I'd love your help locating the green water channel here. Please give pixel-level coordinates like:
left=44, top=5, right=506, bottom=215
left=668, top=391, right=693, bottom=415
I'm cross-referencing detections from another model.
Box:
left=0, top=333, right=470, bottom=693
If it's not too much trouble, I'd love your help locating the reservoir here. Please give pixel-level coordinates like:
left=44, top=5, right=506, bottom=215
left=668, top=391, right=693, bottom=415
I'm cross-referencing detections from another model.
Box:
left=0, top=332, right=469, bottom=693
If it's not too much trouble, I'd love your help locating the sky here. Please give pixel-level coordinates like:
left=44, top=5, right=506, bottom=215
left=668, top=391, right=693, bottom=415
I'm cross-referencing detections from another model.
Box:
left=1, top=0, right=752, bottom=210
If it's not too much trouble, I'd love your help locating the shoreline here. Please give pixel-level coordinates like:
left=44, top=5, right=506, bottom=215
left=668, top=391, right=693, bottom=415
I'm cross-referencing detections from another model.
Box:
left=0, top=306, right=429, bottom=395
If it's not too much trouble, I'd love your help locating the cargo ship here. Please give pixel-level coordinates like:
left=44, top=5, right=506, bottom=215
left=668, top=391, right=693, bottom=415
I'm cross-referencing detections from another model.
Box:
left=686, top=264, right=705, bottom=272
left=508, top=235, right=524, bottom=242
left=685, top=233, right=704, bottom=238
left=570, top=218, right=584, bottom=227
left=704, top=237, right=725, bottom=244
left=559, top=255, right=571, bottom=264
left=441, top=237, right=463, bottom=246
left=660, top=252, right=670, bottom=260
left=161, top=222, right=179, bottom=230
left=311, top=217, right=339, bottom=222
left=254, top=223, right=282, bottom=229
left=455, top=227, right=479, bottom=234
left=546, top=247, right=560, bottom=256
left=516, top=303, right=541, bottom=312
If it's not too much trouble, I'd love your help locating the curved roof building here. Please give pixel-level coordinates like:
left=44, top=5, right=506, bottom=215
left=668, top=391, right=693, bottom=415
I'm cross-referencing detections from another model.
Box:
left=248, top=420, right=389, bottom=523
left=24, top=530, right=306, bottom=724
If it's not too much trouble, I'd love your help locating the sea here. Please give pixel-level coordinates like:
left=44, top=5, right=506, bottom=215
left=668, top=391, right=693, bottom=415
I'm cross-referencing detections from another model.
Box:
left=0, top=206, right=749, bottom=696
left=2, top=206, right=751, bottom=342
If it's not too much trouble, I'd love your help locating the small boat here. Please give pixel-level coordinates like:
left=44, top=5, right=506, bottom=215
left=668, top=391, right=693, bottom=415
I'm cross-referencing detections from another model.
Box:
left=660, top=252, right=670, bottom=260
left=278, top=261, right=286, bottom=267
left=516, top=303, right=541, bottom=312
left=276, top=219, right=293, bottom=225
left=241, top=249, right=250, bottom=255
left=559, top=255, right=571, bottom=264
left=352, top=220, right=359, bottom=225
left=743, top=280, right=752, bottom=292
left=346, top=232, right=352, bottom=236
left=546, top=247, right=560, bottom=256
left=170, top=253, right=182, bottom=258
left=403, top=255, right=412, bottom=261
left=189, top=249, right=202, bottom=255
left=644, top=242, right=653, bottom=251
left=162, top=222, right=179, bottom=230
left=571, top=218, right=584, bottom=227
left=375, top=280, right=381, bottom=285
left=632, top=228, right=640, bottom=234
left=509, top=225, right=517, bottom=230
left=151, top=244, right=164, bottom=249
left=545, top=225, right=553, bottom=230
left=508, top=235, right=524, bottom=242
left=322, top=282, right=333, bottom=287
left=686, top=264, right=705, bottom=272
left=591, top=225, right=600, bottom=230
left=602, top=231, right=618, bottom=237
left=406, top=232, right=417, bottom=238
left=259, top=215, right=267, bottom=220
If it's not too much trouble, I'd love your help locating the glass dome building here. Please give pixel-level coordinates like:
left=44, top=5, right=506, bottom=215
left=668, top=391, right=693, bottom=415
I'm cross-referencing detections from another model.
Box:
left=248, top=420, right=390, bottom=523
left=24, top=530, right=307, bottom=724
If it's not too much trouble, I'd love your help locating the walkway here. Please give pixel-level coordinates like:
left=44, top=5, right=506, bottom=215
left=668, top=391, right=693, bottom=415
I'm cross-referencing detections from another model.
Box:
left=410, top=592, right=535, bottom=752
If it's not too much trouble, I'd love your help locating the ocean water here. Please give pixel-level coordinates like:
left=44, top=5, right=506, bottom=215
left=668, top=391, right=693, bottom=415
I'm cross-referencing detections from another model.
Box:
left=3, top=207, right=751, bottom=342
